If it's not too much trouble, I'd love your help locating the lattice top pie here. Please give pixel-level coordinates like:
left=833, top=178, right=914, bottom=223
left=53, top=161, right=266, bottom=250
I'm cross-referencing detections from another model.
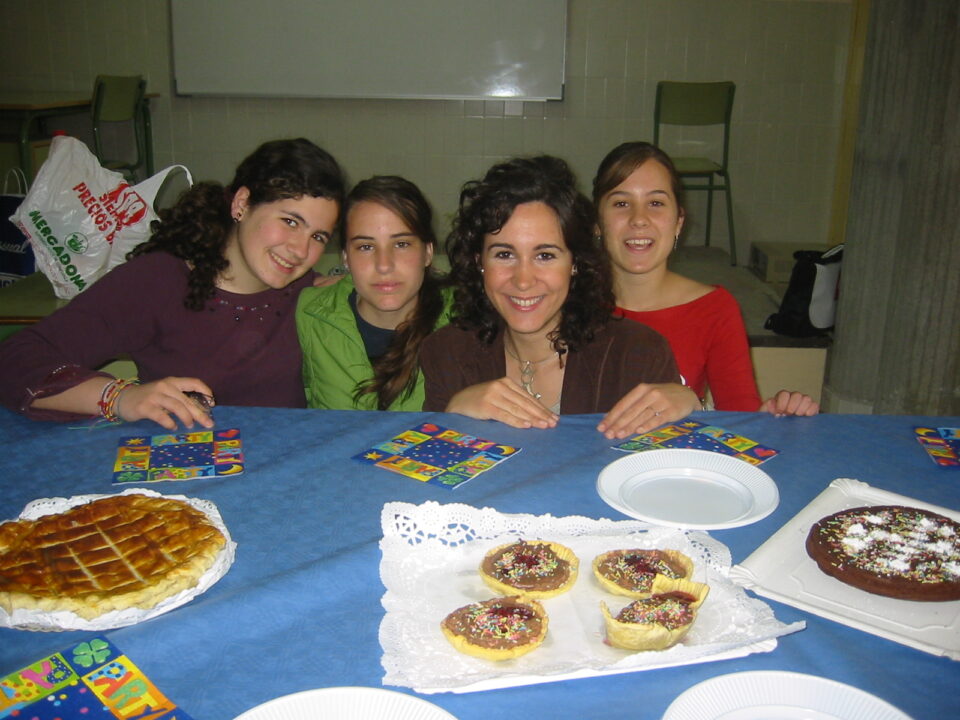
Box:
left=0, top=494, right=226, bottom=620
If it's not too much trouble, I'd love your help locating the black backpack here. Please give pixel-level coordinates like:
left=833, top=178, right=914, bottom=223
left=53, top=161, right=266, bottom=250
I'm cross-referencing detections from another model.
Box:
left=765, top=244, right=843, bottom=338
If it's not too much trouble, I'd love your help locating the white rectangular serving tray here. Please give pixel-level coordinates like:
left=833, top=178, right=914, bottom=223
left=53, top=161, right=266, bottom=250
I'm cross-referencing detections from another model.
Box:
left=729, top=478, right=960, bottom=660
left=380, top=502, right=804, bottom=693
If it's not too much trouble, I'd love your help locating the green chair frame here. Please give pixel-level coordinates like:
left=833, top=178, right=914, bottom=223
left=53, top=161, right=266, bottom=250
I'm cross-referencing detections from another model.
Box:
left=654, top=81, right=737, bottom=265
left=91, top=75, right=153, bottom=180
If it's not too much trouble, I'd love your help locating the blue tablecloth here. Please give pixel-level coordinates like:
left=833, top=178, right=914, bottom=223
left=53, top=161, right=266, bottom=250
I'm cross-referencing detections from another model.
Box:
left=1, top=408, right=958, bottom=719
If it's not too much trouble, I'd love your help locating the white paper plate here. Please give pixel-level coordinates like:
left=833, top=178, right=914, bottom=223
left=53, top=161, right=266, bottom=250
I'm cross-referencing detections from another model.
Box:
left=596, top=449, right=779, bottom=529
left=234, top=686, right=457, bottom=720
left=0, top=489, right=236, bottom=632
left=662, top=671, right=912, bottom=720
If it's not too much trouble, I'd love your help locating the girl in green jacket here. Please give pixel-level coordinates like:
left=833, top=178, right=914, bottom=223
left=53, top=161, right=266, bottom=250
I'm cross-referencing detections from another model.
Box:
left=296, top=176, right=450, bottom=410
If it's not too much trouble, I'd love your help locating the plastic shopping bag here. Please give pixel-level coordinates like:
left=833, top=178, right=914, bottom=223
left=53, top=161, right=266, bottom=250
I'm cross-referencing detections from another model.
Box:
left=0, top=167, right=35, bottom=287
left=9, top=136, right=191, bottom=299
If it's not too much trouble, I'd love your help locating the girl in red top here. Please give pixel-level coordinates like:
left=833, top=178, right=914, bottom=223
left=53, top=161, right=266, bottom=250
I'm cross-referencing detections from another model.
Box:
left=593, top=142, right=818, bottom=416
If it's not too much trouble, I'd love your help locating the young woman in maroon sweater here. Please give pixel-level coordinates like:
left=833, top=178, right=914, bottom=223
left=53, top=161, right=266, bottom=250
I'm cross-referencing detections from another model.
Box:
left=593, top=142, right=818, bottom=416
left=0, top=138, right=344, bottom=429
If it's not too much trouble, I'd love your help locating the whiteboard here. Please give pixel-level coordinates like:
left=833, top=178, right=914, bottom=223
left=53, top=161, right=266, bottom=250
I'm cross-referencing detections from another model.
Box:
left=171, top=0, right=567, bottom=101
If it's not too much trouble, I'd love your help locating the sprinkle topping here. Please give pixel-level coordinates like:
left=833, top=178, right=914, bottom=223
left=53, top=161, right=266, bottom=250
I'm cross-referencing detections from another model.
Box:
left=817, top=506, right=960, bottom=583
left=444, top=597, right=543, bottom=648
left=597, top=550, right=685, bottom=592
left=616, top=592, right=696, bottom=630
left=485, top=541, right=570, bottom=590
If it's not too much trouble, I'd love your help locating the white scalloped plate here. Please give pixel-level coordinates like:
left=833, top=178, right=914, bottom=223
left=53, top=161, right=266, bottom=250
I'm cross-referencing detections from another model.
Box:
left=234, top=687, right=457, bottom=720
left=0, top=488, right=236, bottom=632
left=597, top=450, right=779, bottom=529
left=662, top=671, right=912, bottom=720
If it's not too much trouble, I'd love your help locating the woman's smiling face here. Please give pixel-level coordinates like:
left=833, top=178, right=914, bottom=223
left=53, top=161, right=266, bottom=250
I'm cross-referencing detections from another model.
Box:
left=224, top=188, right=339, bottom=293
left=598, top=159, right=684, bottom=278
left=481, top=201, right=573, bottom=342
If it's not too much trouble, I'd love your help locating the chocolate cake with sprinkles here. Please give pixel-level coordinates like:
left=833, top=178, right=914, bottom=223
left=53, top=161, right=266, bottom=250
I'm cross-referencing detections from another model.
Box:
left=441, top=596, right=548, bottom=660
left=805, top=505, right=960, bottom=601
left=480, top=540, right=578, bottom=599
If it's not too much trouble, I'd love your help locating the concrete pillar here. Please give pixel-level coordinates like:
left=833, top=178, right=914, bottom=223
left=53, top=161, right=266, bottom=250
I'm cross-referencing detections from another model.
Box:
left=823, top=0, right=960, bottom=415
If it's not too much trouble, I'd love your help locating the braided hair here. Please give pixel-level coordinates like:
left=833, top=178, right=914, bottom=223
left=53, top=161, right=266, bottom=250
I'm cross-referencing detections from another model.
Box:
left=344, top=176, right=446, bottom=410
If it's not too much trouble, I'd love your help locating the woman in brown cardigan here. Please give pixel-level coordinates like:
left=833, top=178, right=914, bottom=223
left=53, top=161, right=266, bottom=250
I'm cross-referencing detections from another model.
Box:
left=420, top=155, right=699, bottom=439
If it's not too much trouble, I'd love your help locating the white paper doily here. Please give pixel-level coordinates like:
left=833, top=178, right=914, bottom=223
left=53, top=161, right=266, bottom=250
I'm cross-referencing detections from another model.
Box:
left=0, top=488, right=236, bottom=632
left=379, top=501, right=804, bottom=693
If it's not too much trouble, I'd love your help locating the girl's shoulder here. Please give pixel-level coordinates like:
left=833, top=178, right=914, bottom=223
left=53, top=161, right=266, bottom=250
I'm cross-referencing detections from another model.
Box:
left=59, top=251, right=190, bottom=319
left=422, top=322, right=479, bottom=354
left=665, top=272, right=715, bottom=305
left=90, top=250, right=189, bottom=294
left=424, top=321, right=465, bottom=342
left=296, top=274, right=354, bottom=314
left=123, top=249, right=187, bottom=272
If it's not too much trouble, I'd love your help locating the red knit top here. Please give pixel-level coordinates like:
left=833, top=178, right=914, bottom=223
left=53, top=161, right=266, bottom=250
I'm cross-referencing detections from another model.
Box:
left=616, top=286, right=761, bottom=411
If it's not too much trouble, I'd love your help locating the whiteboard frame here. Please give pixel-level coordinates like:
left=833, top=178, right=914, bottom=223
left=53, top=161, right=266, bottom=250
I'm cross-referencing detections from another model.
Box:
left=171, top=0, right=567, bottom=102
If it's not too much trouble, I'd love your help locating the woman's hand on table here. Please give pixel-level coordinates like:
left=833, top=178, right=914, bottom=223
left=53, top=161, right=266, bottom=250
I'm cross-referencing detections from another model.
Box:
left=759, top=389, right=820, bottom=417
left=118, top=377, right=216, bottom=430
left=445, top=377, right=559, bottom=429
left=597, top=382, right=700, bottom=440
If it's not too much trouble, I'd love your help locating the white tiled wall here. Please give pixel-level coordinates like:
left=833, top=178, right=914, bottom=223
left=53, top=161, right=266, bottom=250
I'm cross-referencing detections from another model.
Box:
left=1, top=0, right=852, bottom=258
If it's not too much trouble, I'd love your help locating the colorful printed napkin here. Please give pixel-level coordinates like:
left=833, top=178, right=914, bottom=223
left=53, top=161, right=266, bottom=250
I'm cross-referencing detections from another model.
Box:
left=613, top=420, right=779, bottom=465
left=0, top=636, right=195, bottom=719
left=352, top=421, right=521, bottom=489
left=112, top=428, right=244, bottom=483
left=914, top=426, right=960, bottom=468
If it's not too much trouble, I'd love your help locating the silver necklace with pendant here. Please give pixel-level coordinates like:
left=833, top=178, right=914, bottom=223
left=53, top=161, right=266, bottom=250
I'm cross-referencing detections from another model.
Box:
left=518, top=359, right=542, bottom=399
left=506, top=340, right=558, bottom=400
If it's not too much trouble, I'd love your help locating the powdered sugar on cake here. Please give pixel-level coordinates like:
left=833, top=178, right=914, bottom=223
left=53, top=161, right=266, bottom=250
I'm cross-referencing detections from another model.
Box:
left=828, top=508, right=959, bottom=583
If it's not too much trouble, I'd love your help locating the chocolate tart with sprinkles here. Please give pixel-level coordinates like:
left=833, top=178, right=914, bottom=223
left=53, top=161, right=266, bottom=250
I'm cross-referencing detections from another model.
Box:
left=601, top=576, right=710, bottom=651
left=592, top=548, right=693, bottom=598
left=805, top=505, right=960, bottom=601
left=441, top=596, right=548, bottom=661
left=480, top=540, right=578, bottom=599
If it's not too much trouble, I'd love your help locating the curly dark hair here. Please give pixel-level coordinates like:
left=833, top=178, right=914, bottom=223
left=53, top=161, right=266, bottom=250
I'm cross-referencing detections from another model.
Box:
left=341, top=176, right=447, bottom=410
left=129, top=138, right=345, bottom=310
left=445, top=155, right=613, bottom=352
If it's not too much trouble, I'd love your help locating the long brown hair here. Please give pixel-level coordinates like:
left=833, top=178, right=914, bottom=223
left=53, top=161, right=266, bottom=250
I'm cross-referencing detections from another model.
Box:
left=344, top=176, right=446, bottom=409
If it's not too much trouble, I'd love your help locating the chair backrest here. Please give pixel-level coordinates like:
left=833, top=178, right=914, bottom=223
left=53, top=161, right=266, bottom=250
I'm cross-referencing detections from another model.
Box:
left=92, top=75, right=146, bottom=123
left=91, top=75, right=147, bottom=177
left=654, top=81, right=735, bottom=168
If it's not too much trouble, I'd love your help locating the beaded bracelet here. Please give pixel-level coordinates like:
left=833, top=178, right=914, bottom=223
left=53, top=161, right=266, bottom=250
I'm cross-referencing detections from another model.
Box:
left=97, top=378, right=141, bottom=423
